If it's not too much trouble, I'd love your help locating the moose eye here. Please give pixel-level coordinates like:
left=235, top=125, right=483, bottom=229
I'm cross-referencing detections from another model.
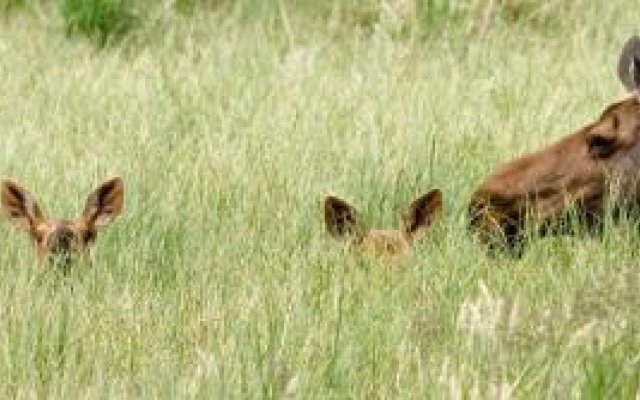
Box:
left=588, top=135, right=616, bottom=158
left=34, top=232, right=44, bottom=243
left=83, top=230, right=96, bottom=244
left=612, top=114, right=619, bottom=130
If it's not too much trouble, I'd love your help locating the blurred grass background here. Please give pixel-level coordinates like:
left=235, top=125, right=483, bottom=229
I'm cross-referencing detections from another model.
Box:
left=0, top=0, right=639, bottom=398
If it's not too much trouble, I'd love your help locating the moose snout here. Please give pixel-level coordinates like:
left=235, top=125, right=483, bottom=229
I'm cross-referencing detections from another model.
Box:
left=47, top=227, right=77, bottom=254
left=45, top=227, right=80, bottom=269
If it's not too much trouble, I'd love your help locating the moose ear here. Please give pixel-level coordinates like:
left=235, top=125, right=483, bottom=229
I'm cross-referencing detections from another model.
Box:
left=1, top=180, right=44, bottom=232
left=617, top=36, right=640, bottom=91
left=82, top=177, right=124, bottom=229
left=403, top=189, right=443, bottom=239
left=324, top=195, right=361, bottom=239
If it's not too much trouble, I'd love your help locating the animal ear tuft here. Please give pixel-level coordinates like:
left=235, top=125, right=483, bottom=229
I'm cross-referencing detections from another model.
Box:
left=403, top=189, right=443, bottom=238
left=0, top=180, right=44, bottom=232
left=618, top=36, right=640, bottom=91
left=324, top=196, right=360, bottom=239
left=82, top=177, right=124, bottom=229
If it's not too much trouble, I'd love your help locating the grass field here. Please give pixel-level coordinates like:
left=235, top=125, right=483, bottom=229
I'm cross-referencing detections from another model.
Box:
left=1, top=1, right=639, bottom=398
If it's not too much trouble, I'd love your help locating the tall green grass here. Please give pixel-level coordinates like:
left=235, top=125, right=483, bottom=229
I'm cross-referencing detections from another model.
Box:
left=60, top=0, right=137, bottom=45
left=0, top=1, right=605, bottom=45
left=0, top=1, right=639, bottom=398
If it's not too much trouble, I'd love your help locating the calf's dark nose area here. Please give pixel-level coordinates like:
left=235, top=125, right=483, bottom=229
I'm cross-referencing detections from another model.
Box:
left=47, top=227, right=76, bottom=254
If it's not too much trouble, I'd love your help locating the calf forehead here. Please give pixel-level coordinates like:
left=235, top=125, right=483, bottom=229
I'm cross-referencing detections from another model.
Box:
left=367, top=229, right=404, bottom=239
left=363, top=229, right=408, bottom=250
left=354, top=229, right=412, bottom=264
left=38, top=219, right=81, bottom=232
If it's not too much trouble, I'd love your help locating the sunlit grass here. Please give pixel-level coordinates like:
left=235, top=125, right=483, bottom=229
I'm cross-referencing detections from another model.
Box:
left=0, top=2, right=639, bottom=397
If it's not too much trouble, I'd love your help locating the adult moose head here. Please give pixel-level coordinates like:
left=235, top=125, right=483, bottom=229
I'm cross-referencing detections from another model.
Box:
left=469, top=36, right=640, bottom=252
left=1, top=177, right=124, bottom=268
left=324, top=189, right=442, bottom=262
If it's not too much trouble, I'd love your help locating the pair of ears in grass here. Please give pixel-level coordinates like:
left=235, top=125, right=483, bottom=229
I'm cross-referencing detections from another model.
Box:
left=1, top=178, right=124, bottom=235
left=324, top=189, right=443, bottom=240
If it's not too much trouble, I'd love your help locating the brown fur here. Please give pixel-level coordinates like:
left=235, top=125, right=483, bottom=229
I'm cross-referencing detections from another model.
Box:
left=324, top=189, right=442, bottom=262
left=469, top=36, right=640, bottom=250
left=1, top=177, right=124, bottom=268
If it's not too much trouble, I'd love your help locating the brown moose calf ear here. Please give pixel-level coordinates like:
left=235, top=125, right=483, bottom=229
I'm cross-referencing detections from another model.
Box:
left=1, top=180, right=44, bottom=232
left=403, top=189, right=443, bottom=238
left=82, top=177, right=124, bottom=229
left=324, top=196, right=360, bottom=238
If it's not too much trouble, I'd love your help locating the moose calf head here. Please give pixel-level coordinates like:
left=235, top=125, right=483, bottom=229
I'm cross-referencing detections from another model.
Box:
left=1, top=177, right=124, bottom=268
left=469, top=36, right=640, bottom=252
left=324, top=189, right=442, bottom=261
